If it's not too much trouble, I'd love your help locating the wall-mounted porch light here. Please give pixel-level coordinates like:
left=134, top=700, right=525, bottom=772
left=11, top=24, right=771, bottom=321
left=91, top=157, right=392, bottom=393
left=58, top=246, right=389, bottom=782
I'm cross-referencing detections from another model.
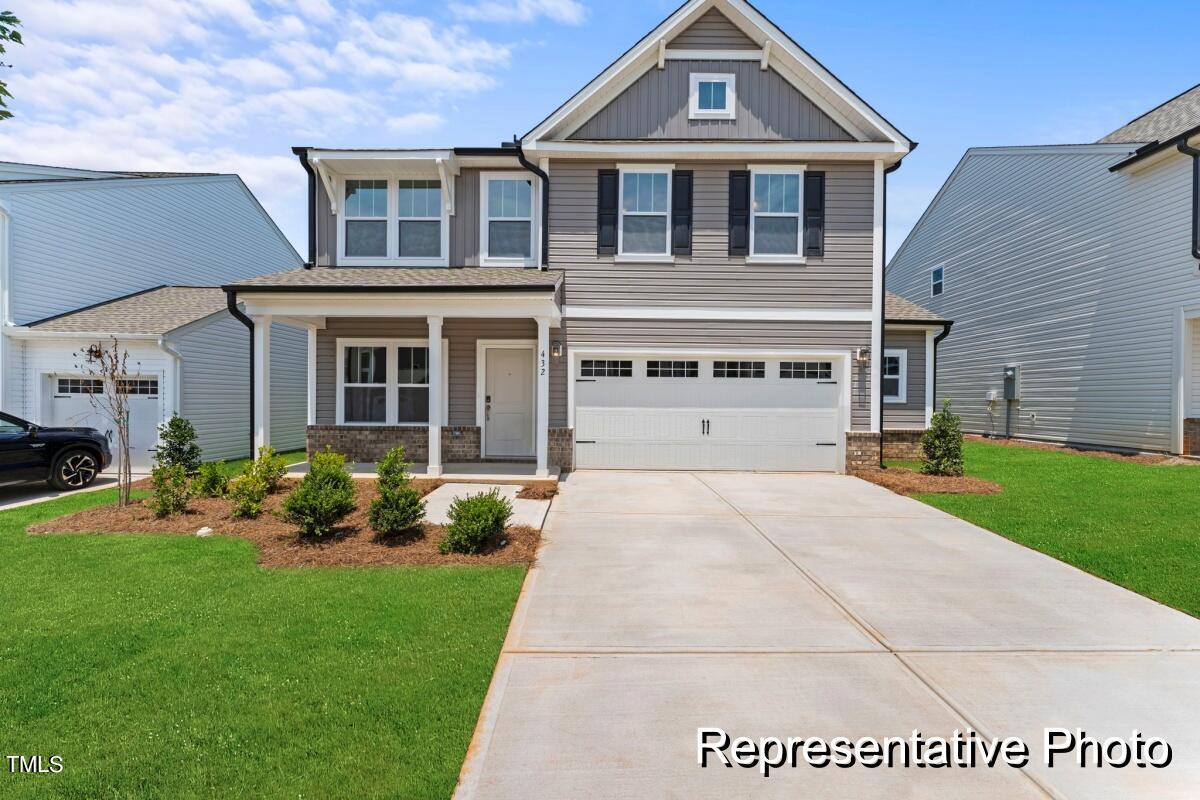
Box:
left=854, top=346, right=871, bottom=364
left=551, top=342, right=564, bottom=358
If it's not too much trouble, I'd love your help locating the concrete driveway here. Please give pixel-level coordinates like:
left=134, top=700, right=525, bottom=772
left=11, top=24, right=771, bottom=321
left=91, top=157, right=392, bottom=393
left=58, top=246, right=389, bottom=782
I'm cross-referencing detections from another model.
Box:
left=456, top=472, right=1200, bottom=799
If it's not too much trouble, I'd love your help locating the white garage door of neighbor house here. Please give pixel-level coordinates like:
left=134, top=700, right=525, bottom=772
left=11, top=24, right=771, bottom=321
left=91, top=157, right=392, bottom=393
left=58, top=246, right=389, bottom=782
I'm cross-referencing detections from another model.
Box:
left=50, top=376, right=162, bottom=471
left=574, top=356, right=844, bottom=471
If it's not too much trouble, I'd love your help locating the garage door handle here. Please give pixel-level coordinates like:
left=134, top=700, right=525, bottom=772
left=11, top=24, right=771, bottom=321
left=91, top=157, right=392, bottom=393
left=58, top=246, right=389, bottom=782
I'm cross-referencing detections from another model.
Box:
left=575, top=378, right=597, bottom=383
left=816, top=442, right=838, bottom=447
left=818, top=380, right=838, bottom=385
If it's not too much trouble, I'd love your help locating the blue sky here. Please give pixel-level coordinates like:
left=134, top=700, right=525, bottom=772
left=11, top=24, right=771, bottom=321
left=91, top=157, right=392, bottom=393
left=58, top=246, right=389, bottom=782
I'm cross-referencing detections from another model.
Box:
left=1, top=0, right=1195, bottom=259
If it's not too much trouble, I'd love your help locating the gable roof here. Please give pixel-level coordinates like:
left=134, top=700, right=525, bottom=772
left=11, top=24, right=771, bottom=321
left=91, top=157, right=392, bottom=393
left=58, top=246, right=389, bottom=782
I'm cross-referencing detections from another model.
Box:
left=26, top=286, right=230, bottom=335
left=521, top=0, right=912, bottom=151
left=0, top=160, right=218, bottom=184
left=1098, top=83, right=1200, bottom=144
left=885, top=291, right=945, bottom=324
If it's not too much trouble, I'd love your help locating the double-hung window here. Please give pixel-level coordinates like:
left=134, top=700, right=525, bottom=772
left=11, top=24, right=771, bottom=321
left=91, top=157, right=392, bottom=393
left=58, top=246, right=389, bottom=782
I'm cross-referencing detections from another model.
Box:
left=882, top=349, right=907, bottom=403
left=338, top=339, right=447, bottom=425
left=481, top=173, right=535, bottom=265
left=750, top=167, right=803, bottom=260
left=396, top=346, right=429, bottom=424
left=397, top=180, right=441, bottom=258
left=931, top=266, right=945, bottom=297
left=343, top=180, right=388, bottom=258
left=343, top=345, right=388, bottom=423
left=618, top=167, right=671, bottom=258
left=689, top=73, right=736, bottom=120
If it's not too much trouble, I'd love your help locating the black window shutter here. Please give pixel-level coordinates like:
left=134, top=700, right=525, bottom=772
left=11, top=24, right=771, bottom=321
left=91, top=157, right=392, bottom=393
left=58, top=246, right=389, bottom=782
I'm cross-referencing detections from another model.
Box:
left=671, top=170, right=693, bottom=256
left=804, top=171, right=826, bottom=257
left=596, top=169, right=619, bottom=255
left=728, top=170, right=750, bottom=256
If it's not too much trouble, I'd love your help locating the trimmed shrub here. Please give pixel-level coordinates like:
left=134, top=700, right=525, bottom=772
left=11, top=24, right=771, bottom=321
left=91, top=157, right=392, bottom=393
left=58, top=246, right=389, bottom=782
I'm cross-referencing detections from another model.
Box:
left=193, top=461, right=229, bottom=497
left=229, top=473, right=269, bottom=519
left=280, top=448, right=356, bottom=538
left=369, top=446, right=425, bottom=535
left=439, top=489, right=512, bottom=555
left=155, top=415, right=202, bottom=474
left=147, top=464, right=190, bottom=518
left=249, top=445, right=288, bottom=492
left=921, top=399, right=965, bottom=477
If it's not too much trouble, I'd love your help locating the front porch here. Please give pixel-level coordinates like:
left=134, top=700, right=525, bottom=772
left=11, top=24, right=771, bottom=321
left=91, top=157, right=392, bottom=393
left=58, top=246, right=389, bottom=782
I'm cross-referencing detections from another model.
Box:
left=227, top=268, right=567, bottom=478
left=286, top=459, right=560, bottom=482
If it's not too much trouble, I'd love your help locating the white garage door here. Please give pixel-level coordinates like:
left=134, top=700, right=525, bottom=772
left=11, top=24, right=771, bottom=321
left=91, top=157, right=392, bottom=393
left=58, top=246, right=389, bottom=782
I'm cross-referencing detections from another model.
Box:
left=574, top=355, right=845, bottom=471
left=50, top=376, right=162, bottom=471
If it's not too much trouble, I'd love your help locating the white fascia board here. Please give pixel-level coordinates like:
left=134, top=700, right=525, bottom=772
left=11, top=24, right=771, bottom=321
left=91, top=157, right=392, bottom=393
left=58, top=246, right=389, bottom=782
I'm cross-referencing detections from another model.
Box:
left=7, top=327, right=161, bottom=340
left=308, top=149, right=455, bottom=162
left=563, top=305, right=871, bottom=322
left=239, top=292, right=562, bottom=323
left=527, top=140, right=907, bottom=160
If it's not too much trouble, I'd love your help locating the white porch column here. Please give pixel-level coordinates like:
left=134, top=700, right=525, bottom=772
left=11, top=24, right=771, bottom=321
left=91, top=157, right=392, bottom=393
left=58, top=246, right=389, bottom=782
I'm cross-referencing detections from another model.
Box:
left=306, top=324, right=317, bottom=426
left=535, top=316, right=550, bottom=478
left=252, top=315, right=272, bottom=453
left=427, top=315, right=443, bottom=476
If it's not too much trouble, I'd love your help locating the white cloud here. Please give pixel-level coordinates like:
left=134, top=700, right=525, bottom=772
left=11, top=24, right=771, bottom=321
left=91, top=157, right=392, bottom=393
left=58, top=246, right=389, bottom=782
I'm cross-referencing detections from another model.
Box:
left=386, top=112, right=446, bottom=134
left=451, top=0, right=587, bottom=25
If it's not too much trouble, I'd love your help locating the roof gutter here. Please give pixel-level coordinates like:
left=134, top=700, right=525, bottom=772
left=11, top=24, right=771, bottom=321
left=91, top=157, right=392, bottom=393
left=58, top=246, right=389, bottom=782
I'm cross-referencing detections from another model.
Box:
left=1109, top=123, right=1200, bottom=171
left=225, top=289, right=257, bottom=459
left=292, top=147, right=317, bottom=267
left=513, top=138, right=550, bottom=269
left=1179, top=139, right=1200, bottom=262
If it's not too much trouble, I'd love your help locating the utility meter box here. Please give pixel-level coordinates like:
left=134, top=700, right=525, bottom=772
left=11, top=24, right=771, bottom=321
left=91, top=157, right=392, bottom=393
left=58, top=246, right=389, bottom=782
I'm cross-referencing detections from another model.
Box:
left=1003, top=365, right=1021, bottom=400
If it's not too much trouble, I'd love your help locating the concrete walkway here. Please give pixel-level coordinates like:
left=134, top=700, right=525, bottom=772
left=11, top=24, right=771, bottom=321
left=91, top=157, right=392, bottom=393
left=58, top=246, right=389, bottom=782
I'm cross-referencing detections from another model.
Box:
left=456, top=471, right=1200, bottom=799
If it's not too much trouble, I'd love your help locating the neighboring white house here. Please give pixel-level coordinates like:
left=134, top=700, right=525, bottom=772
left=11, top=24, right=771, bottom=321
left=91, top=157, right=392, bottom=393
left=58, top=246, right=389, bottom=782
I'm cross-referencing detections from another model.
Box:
left=0, top=162, right=307, bottom=468
left=887, top=84, right=1200, bottom=455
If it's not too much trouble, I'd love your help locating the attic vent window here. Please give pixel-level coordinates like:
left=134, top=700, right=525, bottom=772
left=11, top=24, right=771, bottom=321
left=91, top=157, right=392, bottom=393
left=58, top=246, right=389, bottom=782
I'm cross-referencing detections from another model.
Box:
left=689, top=73, right=736, bottom=120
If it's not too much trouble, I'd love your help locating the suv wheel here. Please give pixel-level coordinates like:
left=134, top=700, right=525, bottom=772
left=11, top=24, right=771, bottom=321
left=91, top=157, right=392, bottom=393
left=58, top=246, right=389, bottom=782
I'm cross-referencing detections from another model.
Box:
left=50, top=450, right=100, bottom=491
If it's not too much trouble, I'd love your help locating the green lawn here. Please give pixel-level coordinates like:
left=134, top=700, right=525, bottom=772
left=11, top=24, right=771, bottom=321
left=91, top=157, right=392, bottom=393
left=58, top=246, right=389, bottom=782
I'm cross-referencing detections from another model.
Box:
left=904, top=440, right=1200, bottom=617
left=0, top=488, right=524, bottom=799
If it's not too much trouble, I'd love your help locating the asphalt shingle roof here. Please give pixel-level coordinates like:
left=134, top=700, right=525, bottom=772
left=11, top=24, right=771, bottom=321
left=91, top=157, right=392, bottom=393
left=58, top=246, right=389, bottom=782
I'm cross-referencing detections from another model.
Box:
left=1098, top=83, right=1200, bottom=144
left=885, top=291, right=945, bottom=323
left=28, top=286, right=228, bottom=335
left=225, top=267, right=564, bottom=292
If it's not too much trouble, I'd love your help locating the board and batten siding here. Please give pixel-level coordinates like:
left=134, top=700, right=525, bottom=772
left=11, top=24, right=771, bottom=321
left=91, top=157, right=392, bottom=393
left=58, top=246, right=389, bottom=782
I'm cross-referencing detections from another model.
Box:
left=568, top=60, right=851, bottom=141
left=315, top=317, right=538, bottom=427
left=549, top=160, right=874, bottom=309
left=174, top=316, right=307, bottom=459
left=560, top=318, right=873, bottom=430
left=882, top=328, right=926, bottom=429
left=887, top=145, right=1200, bottom=453
left=0, top=176, right=300, bottom=325
left=668, top=8, right=757, bottom=49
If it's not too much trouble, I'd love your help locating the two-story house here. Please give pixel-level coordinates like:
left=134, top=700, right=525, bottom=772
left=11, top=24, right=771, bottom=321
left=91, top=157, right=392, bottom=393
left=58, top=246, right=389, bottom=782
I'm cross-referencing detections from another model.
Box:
left=888, top=83, right=1200, bottom=456
left=224, top=0, right=947, bottom=476
left=0, top=162, right=307, bottom=469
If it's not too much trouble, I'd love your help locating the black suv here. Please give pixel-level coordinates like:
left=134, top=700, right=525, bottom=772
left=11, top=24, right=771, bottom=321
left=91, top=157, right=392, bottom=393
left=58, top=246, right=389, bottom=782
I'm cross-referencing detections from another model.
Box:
left=0, top=412, right=113, bottom=491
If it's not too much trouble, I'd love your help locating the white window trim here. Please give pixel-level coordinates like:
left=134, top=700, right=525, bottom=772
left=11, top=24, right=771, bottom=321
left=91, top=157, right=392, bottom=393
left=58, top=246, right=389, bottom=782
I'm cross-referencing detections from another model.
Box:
left=883, top=348, right=908, bottom=404
left=931, top=265, right=945, bottom=297
left=747, top=164, right=807, bottom=264
left=688, top=72, right=736, bottom=120
left=335, top=338, right=449, bottom=426
left=338, top=176, right=450, bottom=268
left=617, top=164, right=674, bottom=261
left=480, top=171, right=538, bottom=268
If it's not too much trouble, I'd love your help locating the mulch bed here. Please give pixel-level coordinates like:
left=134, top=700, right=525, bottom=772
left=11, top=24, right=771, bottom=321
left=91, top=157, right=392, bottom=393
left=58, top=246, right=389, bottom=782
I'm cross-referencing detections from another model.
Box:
left=965, top=434, right=1175, bottom=465
left=28, top=478, right=541, bottom=568
left=516, top=482, right=558, bottom=500
left=856, top=467, right=1001, bottom=496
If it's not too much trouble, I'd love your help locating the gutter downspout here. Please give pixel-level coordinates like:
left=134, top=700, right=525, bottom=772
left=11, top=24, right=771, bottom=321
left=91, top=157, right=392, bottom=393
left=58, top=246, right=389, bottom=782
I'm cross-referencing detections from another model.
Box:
left=292, top=147, right=317, bottom=268
left=1179, top=139, right=1200, bottom=262
left=931, top=321, right=954, bottom=415
left=157, top=335, right=183, bottom=417
left=879, top=160, right=904, bottom=468
left=225, top=289, right=256, bottom=458
left=514, top=138, right=550, bottom=269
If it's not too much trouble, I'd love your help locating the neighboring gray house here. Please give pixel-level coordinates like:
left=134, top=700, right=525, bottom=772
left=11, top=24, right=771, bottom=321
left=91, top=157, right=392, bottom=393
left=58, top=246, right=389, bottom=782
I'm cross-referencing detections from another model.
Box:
left=0, top=163, right=307, bottom=468
left=225, top=0, right=948, bottom=475
left=888, top=84, right=1200, bottom=455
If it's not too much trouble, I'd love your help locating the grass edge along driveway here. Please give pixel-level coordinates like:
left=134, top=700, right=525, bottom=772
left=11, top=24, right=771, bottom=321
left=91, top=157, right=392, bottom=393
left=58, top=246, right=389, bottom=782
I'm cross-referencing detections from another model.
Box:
left=0, top=485, right=524, bottom=799
left=904, top=440, right=1200, bottom=618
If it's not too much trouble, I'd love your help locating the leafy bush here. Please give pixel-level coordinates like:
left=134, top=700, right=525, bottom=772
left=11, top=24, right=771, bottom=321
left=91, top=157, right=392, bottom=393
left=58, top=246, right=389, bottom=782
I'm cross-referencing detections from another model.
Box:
left=147, top=464, right=190, bottom=518
left=229, top=473, right=269, bottom=519
left=369, top=446, right=425, bottom=535
left=249, top=445, right=288, bottom=492
left=193, top=461, right=229, bottom=497
left=921, top=399, right=965, bottom=477
left=280, top=449, right=356, bottom=538
left=155, top=415, right=202, bottom=474
left=439, top=489, right=512, bottom=555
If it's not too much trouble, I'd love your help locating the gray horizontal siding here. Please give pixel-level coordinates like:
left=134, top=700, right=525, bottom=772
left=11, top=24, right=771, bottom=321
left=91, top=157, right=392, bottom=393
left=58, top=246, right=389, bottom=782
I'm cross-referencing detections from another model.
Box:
left=550, top=161, right=874, bottom=308
left=882, top=328, right=926, bottom=429
left=174, top=316, right=307, bottom=460
left=569, top=60, right=851, bottom=141
left=559, top=318, right=873, bottom=430
left=888, top=147, right=1198, bottom=453
left=668, top=8, right=757, bottom=49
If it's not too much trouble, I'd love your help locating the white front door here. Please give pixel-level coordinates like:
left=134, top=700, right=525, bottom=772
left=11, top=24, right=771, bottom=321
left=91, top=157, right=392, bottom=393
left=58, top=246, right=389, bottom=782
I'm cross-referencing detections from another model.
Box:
left=484, top=347, right=534, bottom=457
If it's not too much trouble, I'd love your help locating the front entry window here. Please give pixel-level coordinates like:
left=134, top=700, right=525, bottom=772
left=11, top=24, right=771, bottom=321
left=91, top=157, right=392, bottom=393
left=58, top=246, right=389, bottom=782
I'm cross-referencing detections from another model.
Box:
left=396, top=346, right=430, bottom=424
left=343, top=346, right=387, bottom=423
